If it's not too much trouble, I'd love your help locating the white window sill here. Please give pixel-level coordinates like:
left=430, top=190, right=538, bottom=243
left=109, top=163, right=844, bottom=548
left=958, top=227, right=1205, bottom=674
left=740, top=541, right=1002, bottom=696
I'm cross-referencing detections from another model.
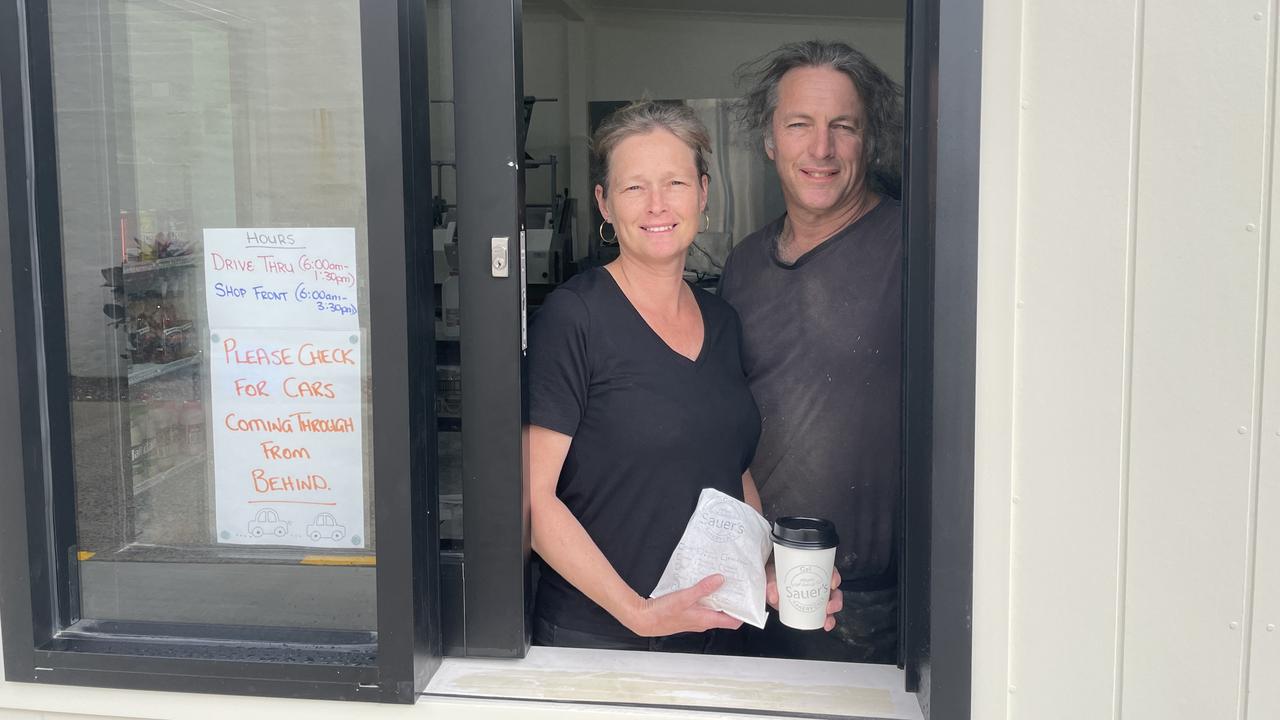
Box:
left=424, top=646, right=923, bottom=719
left=0, top=648, right=921, bottom=720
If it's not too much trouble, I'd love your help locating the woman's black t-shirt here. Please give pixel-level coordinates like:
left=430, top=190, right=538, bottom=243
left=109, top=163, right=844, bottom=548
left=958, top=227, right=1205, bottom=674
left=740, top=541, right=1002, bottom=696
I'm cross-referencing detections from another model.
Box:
left=529, top=267, right=761, bottom=638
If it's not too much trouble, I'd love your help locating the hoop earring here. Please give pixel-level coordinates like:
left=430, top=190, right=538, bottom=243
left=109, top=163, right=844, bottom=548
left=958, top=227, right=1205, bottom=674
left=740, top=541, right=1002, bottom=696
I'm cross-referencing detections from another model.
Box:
left=598, top=220, right=617, bottom=245
left=699, top=212, right=710, bottom=234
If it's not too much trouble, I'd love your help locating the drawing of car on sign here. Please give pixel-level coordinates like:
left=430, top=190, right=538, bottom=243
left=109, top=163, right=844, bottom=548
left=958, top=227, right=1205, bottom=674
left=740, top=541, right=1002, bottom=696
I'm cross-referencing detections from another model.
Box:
left=248, top=508, right=289, bottom=538
left=307, top=513, right=345, bottom=542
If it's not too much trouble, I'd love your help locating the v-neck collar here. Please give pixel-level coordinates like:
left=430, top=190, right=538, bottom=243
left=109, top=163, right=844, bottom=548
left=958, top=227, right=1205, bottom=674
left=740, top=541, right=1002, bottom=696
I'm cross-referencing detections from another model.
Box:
left=598, top=267, right=709, bottom=366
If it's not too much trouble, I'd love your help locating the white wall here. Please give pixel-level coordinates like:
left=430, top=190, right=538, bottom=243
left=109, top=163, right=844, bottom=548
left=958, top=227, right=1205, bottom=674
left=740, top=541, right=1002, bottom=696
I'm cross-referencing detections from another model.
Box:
left=974, top=2, right=1280, bottom=719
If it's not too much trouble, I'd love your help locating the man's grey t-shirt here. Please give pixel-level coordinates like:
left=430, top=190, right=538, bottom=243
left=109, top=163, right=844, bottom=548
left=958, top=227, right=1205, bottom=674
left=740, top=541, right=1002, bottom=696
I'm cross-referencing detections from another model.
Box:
left=719, top=199, right=902, bottom=589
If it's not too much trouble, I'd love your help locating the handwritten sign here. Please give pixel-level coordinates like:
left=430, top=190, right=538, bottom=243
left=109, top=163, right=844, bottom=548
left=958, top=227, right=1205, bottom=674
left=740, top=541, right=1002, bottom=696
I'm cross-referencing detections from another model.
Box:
left=204, top=228, right=365, bottom=548
left=203, top=228, right=358, bottom=331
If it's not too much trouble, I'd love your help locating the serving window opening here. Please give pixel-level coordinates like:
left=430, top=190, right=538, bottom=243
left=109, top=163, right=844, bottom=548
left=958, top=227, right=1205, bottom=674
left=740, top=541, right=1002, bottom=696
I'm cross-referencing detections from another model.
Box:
left=431, top=0, right=909, bottom=668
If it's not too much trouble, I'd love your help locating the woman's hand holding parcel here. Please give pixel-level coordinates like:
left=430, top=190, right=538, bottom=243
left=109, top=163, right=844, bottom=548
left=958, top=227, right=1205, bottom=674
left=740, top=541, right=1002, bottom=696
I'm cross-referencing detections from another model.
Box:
left=530, top=426, right=742, bottom=640
left=625, top=574, right=744, bottom=637
left=765, top=562, right=843, bottom=632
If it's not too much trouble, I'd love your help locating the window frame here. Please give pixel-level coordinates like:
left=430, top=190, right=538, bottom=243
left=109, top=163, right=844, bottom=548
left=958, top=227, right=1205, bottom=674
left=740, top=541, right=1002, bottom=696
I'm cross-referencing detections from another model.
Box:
left=445, top=2, right=985, bottom=717
left=0, top=0, right=440, bottom=703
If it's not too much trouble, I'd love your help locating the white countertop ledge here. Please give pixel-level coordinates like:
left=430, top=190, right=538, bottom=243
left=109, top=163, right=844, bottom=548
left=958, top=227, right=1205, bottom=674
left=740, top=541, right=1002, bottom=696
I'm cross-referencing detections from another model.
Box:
left=424, top=646, right=923, bottom=719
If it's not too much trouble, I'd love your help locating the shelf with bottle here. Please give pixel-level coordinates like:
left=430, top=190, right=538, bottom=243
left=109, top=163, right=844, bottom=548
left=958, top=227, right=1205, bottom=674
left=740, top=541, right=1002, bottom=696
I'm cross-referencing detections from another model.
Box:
left=122, top=253, right=200, bottom=276
left=120, top=267, right=200, bottom=385
left=128, top=351, right=201, bottom=385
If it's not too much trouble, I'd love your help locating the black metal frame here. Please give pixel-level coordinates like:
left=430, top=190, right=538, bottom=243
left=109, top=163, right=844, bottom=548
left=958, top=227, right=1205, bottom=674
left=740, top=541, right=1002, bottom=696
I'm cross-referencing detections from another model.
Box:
left=452, top=0, right=532, bottom=658
left=0, top=0, right=439, bottom=703
left=901, top=0, right=981, bottom=718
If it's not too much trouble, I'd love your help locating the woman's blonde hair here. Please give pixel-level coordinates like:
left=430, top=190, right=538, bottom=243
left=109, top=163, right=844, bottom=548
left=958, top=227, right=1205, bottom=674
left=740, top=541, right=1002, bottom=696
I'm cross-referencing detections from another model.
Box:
left=590, top=100, right=711, bottom=195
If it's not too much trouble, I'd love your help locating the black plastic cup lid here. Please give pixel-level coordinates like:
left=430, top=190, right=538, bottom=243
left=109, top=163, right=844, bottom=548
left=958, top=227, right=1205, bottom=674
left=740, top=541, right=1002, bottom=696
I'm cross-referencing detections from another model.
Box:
left=771, top=516, right=839, bottom=550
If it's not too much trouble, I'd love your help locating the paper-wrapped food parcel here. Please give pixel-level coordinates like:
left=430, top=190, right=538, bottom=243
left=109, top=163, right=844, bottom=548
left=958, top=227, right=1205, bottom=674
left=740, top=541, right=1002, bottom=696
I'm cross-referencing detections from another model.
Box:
left=650, top=488, right=773, bottom=628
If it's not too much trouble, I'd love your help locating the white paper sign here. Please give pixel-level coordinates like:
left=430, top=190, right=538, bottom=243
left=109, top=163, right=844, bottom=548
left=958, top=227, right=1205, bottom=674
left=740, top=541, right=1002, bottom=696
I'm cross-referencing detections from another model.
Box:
left=203, top=227, right=358, bottom=330
left=204, top=228, right=365, bottom=548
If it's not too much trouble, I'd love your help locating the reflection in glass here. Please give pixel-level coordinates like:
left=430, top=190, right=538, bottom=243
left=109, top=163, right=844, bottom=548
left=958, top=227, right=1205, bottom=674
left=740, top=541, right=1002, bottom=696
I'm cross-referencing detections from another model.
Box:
left=54, top=0, right=376, bottom=634
left=426, top=0, right=463, bottom=547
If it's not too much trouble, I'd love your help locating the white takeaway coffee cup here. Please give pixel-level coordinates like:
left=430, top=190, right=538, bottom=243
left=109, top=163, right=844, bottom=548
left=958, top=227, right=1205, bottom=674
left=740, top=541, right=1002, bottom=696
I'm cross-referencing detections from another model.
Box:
left=771, top=516, right=839, bottom=631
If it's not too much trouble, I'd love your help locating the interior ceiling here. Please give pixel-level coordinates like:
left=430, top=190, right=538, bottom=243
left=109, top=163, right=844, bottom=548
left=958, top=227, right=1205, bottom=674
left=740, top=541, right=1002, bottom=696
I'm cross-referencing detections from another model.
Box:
left=526, top=0, right=908, bottom=20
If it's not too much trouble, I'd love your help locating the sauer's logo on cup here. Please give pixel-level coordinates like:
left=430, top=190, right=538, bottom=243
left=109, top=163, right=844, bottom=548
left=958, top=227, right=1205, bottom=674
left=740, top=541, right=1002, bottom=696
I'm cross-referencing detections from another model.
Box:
left=784, top=564, right=829, bottom=614
left=698, top=497, right=746, bottom=543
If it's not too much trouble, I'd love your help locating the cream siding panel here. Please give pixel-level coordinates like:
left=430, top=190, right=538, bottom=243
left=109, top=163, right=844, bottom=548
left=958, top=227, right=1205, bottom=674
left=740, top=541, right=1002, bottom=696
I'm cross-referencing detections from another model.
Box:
left=1247, top=33, right=1280, bottom=714
left=978, top=2, right=1280, bottom=717
left=971, top=0, right=1022, bottom=715
left=1005, top=1, right=1138, bottom=717
left=1248, top=284, right=1280, bottom=714
left=1122, top=5, right=1271, bottom=719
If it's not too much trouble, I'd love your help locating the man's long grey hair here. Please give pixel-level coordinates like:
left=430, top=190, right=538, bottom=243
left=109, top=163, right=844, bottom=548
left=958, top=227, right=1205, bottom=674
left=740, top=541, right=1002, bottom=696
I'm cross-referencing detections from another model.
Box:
left=734, top=40, right=904, bottom=196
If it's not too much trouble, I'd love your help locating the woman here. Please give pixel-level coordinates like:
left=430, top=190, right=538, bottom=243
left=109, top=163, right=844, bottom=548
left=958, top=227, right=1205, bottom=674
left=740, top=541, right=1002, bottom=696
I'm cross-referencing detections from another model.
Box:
left=527, top=101, right=765, bottom=652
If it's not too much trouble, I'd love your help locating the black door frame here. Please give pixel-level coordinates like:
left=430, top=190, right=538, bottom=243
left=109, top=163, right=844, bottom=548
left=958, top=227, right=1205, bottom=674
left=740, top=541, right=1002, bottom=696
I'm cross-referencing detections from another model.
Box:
left=0, top=0, right=439, bottom=703
left=902, top=0, right=981, bottom=718
left=451, top=0, right=533, bottom=659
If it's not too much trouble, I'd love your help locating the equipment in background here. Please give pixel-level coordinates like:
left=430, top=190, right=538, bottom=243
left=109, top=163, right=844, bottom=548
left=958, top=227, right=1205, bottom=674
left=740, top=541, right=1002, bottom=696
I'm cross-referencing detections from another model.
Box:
left=433, top=221, right=459, bottom=286
left=525, top=192, right=575, bottom=287
left=430, top=95, right=578, bottom=341
left=433, top=221, right=460, bottom=339
left=521, top=96, right=575, bottom=288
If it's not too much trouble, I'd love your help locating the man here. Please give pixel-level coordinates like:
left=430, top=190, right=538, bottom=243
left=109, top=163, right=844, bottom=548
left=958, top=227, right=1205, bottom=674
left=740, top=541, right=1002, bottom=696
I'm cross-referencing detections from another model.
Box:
left=719, top=40, right=903, bottom=664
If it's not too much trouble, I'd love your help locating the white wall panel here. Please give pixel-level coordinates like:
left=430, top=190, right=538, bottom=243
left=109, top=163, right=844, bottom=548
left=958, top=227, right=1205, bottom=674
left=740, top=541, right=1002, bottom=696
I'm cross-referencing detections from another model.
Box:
left=1006, top=2, right=1138, bottom=718
left=971, top=0, right=1021, bottom=713
left=1247, top=281, right=1280, bottom=711
left=1122, top=5, right=1271, bottom=719
left=1246, top=35, right=1280, bottom=715
left=980, top=3, right=1280, bottom=719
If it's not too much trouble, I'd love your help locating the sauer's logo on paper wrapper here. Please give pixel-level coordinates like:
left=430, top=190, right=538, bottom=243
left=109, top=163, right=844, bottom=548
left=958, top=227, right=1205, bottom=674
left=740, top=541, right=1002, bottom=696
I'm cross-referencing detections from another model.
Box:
left=697, top=496, right=747, bottom=542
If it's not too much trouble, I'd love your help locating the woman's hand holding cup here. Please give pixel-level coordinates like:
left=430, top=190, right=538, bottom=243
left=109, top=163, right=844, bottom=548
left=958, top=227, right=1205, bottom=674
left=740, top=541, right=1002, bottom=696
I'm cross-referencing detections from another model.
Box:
left=626, top=574, right=744, bottom=637
left=768, top=517, right=843, bottom=631
left=765, top=561, right=843, bottom=632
